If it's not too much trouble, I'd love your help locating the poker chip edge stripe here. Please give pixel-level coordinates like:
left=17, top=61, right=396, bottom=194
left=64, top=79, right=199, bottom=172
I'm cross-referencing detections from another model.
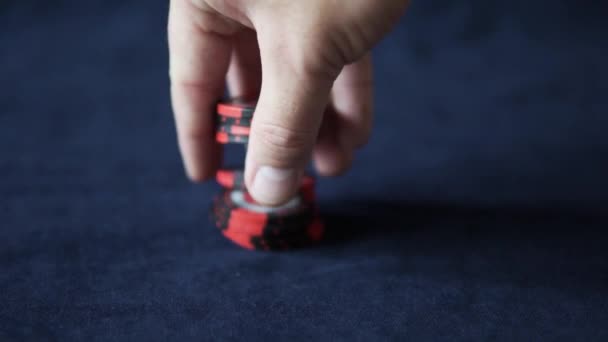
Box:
left=217, top=103, right=256, bottom=118
left=216, top=132, right=249, bottom=144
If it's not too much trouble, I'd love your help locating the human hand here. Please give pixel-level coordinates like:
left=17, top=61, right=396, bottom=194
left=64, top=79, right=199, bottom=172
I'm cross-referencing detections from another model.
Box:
left=168, top=0, right=409, bottom=206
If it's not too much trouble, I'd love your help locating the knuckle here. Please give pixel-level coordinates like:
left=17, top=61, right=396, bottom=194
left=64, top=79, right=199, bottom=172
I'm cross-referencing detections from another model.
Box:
left=284, top=41, right=341, bottom=83
left=255, top=121, right=312, bottom=164
left=278, top=27, right=342, bottom=82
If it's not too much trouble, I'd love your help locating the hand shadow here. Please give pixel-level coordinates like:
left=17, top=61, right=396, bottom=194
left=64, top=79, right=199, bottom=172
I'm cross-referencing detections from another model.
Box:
left=319, top=196, right=608, bottom=246
left=314, top=196, right=608, bottom=294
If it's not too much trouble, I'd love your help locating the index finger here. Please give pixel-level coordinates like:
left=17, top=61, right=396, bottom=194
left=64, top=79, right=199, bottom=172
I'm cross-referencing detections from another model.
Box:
left=168, top=0, right=234, bottom=181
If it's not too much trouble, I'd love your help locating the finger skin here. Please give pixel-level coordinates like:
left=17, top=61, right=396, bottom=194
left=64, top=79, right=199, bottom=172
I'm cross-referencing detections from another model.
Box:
left=226, top=29, right=262, bottom=99
left=331, top=54, right=374, bottom=150
left=168, top=0, right=234, bottom=181
left=243, top=15, right=340, bottom=206
left=312, top=54, right=373, bottom=176
left=313, top=109, right=354, bottom=177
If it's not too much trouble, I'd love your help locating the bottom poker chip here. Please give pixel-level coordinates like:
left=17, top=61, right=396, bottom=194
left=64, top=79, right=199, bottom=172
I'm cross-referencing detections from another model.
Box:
left=211, top=188, right=324, bottom=251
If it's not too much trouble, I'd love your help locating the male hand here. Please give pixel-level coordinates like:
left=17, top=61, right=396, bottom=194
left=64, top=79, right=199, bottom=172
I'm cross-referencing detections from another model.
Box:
left=168, top=0, right=409, bottom=205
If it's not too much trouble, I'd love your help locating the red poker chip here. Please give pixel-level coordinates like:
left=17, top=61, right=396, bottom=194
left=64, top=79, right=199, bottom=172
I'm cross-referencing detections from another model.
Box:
left=216, top=123, right=251, bottom=136
left=227, top=190, right=310, bottom=222
left=221, top=217, right=324, bottom=251
left=216, top=169, right=245, bottom=189
left=216, top=131, right=249, bottom=144
left=210, top=188, right=324, bottom=251
left=216, top=99, right=256, bottom=119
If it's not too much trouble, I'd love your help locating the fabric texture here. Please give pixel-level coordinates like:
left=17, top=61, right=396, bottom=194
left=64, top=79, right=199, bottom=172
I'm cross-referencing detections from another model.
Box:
left=2, top=1, right=607, bottom=340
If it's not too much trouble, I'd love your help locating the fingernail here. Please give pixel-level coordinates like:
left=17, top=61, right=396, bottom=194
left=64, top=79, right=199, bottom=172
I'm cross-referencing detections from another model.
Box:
left=251, top=166, right=297, bottom=205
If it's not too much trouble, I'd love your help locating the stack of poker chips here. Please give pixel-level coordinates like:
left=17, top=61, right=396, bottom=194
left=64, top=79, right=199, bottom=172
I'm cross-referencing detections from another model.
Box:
left=211, top=99, right=325, bottom=251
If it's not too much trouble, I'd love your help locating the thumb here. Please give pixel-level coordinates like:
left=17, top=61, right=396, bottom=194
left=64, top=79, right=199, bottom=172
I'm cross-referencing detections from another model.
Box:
left=245, top=34, right=339, bottom=206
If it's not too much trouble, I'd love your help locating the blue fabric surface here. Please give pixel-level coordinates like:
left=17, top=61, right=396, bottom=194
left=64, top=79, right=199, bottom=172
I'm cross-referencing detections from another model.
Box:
left=2, top=1, right=607, bottom=340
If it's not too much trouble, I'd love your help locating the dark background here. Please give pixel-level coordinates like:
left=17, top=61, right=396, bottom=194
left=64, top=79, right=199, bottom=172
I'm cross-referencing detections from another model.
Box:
left=2, top=0, right=608, bottom=340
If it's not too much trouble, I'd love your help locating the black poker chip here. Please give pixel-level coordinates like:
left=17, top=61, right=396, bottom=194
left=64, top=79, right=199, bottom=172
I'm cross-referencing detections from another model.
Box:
left=219, top=115, right=253, bottom=127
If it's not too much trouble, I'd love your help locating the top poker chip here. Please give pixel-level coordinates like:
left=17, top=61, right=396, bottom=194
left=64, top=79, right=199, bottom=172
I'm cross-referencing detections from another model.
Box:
left=217, top=98, right=257, bottom=119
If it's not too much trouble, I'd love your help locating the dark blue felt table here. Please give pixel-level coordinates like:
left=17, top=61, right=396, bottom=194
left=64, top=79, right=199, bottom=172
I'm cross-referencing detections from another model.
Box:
left=2, top=1, right=608, bottom=340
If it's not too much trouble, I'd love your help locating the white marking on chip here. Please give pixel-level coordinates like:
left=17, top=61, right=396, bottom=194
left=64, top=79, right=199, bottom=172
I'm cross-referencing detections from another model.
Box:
left=230, top=190, right=300, bottom=214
